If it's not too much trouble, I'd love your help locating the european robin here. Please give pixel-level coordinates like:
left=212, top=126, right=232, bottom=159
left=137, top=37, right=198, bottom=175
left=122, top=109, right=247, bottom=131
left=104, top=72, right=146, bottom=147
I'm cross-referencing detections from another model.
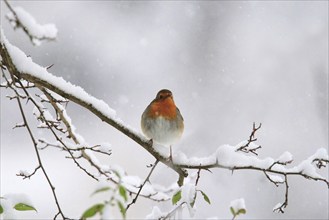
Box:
left=141, top=89, right=184, bottom=151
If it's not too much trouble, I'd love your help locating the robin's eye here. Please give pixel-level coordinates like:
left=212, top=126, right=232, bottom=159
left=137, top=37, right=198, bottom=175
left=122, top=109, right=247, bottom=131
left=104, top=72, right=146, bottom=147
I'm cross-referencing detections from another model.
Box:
left=159, top=94, right=163, bottom=99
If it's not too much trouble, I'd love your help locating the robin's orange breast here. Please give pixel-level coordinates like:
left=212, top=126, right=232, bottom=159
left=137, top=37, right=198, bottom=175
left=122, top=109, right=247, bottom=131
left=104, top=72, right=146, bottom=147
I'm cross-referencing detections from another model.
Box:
left=147, top=97, right=177, bottom=119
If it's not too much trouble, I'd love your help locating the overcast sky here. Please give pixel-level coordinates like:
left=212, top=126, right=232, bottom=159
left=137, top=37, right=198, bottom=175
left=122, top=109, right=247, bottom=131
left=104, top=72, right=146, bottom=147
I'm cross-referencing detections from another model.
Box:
left=1, top=1, right=328, bottom=219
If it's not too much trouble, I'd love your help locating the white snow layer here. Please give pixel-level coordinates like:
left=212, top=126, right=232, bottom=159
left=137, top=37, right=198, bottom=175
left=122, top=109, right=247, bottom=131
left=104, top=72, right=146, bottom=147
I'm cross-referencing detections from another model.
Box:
left=181, top=183, right=197, bottom=217
left=277, top=151, right=293, bottom=163
left=230, top=198, right=246, bottom=212
left=145, top=206, right=165, bottom=220
left=267, top=174, right=284, bottom=183
left=7, top=7, right=57, bottom=40
left=1, top=193, right=35, bottom=218
left=1, top=30, right=117, bottom=121
left=174, top=144, right=328, bottom=181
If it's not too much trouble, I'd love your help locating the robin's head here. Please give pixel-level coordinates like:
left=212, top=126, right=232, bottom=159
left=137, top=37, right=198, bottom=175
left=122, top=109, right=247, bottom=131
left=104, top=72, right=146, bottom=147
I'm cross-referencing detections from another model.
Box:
left=155, top=89, right=173, bottom=101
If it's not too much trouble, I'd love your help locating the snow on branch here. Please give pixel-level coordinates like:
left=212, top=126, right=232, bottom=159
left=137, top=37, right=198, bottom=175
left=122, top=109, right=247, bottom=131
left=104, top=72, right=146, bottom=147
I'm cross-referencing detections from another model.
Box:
left=1, top=51, right=173, bottom=219
left=0, top=29, right=188, bottom=184
left=4, top=0, right=57, bottom=45
left=1, top=73, right=67, bottom=219
left=174, top=144, right=328, bottom=186
left=1, top=27, right=328, bottom=216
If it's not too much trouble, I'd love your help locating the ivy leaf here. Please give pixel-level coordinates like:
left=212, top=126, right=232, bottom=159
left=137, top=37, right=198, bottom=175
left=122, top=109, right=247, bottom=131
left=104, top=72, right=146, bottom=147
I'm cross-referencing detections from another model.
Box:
left=14, top=203, right=37, bottom=212
left=172, top=190, right=182, bottom=205
left=200, top=190, right=211, bottom=204
left=119, top=185, right=128, bottom=202
left=91, top=187, right=111, bottom=196
left=0, top=204, right=3, bottom=214
left=81, top=204, right=104, bottom=219
left=117, top=201, right=126, bottom=219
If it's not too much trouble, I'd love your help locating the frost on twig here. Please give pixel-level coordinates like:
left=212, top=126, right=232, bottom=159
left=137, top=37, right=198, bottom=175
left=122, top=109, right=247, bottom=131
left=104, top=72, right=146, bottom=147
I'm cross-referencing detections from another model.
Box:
left=4, top=0, right=57, bottom=45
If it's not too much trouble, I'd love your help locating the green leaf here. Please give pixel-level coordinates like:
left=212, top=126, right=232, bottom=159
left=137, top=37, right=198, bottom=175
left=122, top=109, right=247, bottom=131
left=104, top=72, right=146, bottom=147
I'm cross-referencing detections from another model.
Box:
left=230, top=206, right=246, bottom=218
left=230, top=207, right=236, bottom=216
left=119, top=185, right=128, bottom=202
left=200, top=190, right=211, bottom=204
left=236, top=208, right=246, bottom=215
left=190, top=198, right=196, bottom=208
left=172, top=190, right=182, bottom=205
left=91, top=187, right=111, bottom=196
left=14, top=203, right=37, bottom=212
left=117, top=201, right=126, bottom=219
left=81, top=204, right=104, bottom=219
left=113, top=170, right=121, bottom=179
left=0, top=204, right=3, bottom=214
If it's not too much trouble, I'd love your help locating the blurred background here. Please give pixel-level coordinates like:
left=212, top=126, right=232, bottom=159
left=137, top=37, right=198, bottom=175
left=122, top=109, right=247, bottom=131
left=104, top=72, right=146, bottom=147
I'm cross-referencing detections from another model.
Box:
left=1, top=1, right=328, bottom=219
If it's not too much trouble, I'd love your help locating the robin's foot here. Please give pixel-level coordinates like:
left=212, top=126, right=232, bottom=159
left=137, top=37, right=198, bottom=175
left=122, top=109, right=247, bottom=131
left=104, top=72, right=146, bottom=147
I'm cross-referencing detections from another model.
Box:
left=168, top=145, right=173, bottom=162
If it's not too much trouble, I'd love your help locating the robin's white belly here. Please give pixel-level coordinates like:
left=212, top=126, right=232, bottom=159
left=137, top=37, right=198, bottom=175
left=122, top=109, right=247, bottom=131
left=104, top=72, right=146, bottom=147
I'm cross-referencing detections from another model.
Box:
left=141, top=116, right=183, bottom=146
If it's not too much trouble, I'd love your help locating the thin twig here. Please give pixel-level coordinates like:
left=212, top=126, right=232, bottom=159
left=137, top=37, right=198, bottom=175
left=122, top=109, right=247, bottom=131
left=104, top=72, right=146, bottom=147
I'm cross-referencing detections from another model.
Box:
left=16, top=165, right=41, bottom=179
left=263, top=171, right=283, bottom=187
left=236, top=122, right=262, bottom=155
left=195, top=168, right=202, bottom=186
left=8, top=78, right=67, bottom=219
left=273, top=175, right=289, bottom=213
left=1, top=42, right=188, bottom=179
left=126, top=160, right=159, bottom=210
left=4, top=0, right=56, bottom=44
left=160, top=202, right=186, bottom=220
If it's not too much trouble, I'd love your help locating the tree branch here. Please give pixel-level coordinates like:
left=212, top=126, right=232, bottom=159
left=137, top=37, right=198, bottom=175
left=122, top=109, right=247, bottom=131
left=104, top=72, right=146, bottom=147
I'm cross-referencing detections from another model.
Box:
left=1, top=28, right=328, bottom=216
left=3, top=73, right=68, bottom=219
left=126, top=160, right=159, bottom=210
left=236, top=122, right=262, bottom=155
left=0, top=38, right=188, bottom=184
left=4, top=0, right=57, bottom=45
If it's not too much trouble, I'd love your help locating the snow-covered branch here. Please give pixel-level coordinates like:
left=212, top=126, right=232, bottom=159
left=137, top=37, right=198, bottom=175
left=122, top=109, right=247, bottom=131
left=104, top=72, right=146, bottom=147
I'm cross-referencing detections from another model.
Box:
left=1, top=73, right=68, bottom=219
left=1, top=27, right=328, bottom=216
left=0, top=29, right=188, bottom=185
left=4, top=0, right=57, bottom=45
left=174, top=145, right=328, bottom=187
left=1, top=1, right=328, bottom=216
